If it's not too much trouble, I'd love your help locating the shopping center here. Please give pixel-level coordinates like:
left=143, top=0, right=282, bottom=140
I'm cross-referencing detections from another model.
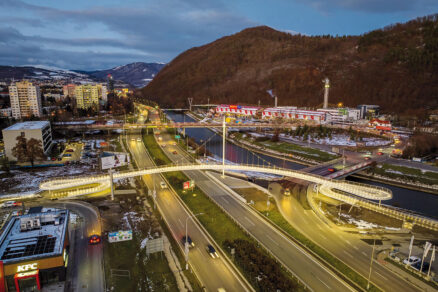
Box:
left=0, top=208, right=69, bottom=292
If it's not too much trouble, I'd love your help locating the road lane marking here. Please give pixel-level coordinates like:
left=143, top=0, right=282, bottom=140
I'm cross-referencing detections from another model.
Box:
left=375, top=272, right=387, bottom=280
left=221, top=197, right=230, bottom=204
left=315, top=276, right=331, bottom=290
left=244, top=216, right=255, bottom=226
left=266, top=234, right=279, bottom=246
left=362, top=252, right=368, bottom=257
left=343, top=250, right=354, bottom=258
left=178, top=218, right=184, bottom=228
left=320, top=234, right=328, bottom=240
left=345, top=240, right=351, bottom=244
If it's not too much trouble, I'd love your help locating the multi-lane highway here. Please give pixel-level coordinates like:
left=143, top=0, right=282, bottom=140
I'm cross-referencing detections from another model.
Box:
left=153, top=128, right=355, bottom=291
left=127, top=131, right=252, bottom=292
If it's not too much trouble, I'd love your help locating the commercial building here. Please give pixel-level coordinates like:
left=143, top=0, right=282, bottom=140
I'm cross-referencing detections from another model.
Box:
left=74, top=84, right=107, bottom=109
left=368, top=118, right=392, bottom=131
left=357, top=105, right=380, bottom=119
left=216, top=105, right=262, bottom=116
left=2, top=121, right=52, bottom=161
left=262, top=107, right=327, bottom=122
left=0, top=209, right=69, bottom=292
left=317, top=108, right=361, bottom=123
left=9, top=81, right=42, bottom=119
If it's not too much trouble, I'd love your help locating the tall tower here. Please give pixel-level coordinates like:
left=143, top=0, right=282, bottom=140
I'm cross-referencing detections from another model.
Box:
left=323, top=78, right=330, bottom=109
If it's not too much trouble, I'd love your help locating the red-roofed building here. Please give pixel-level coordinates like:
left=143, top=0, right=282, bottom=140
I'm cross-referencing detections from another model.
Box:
left=368, top=119, right=392, bottom=131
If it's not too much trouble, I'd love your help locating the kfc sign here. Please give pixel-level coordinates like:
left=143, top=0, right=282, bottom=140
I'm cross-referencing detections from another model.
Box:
left=17, top=263, right=37, bottom=272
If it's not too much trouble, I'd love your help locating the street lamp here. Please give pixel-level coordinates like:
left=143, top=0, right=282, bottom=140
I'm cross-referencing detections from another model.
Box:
left=185, top=213, right=204, bottom=270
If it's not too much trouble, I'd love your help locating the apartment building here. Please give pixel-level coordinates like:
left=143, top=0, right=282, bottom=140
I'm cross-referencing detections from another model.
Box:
left=9, top=81, right=43, bottom=119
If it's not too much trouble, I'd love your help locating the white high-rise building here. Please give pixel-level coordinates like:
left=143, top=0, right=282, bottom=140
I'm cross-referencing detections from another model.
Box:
left=9, top=81, right=43, bottom=119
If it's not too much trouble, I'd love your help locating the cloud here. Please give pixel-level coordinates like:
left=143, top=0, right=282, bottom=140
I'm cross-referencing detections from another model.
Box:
left=0, top=0, right=255, bottom=70
left=300, top=0, right=436, bottom=13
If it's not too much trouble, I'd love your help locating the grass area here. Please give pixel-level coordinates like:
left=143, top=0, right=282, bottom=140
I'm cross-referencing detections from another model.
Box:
left=233, top=133, right=337, bottom=162
left=371, top=163, right=438, bottom=185
left=142, top=131, right=306, bottom=291
left=233, top=186, right=381, bottom=292
left=104, top=238, right=178, bottom=291
left=101, top=196, right=180, bottom=292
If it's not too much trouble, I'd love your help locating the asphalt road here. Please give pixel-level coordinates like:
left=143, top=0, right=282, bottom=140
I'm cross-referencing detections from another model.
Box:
left=45, top=200, right=104, bottom=292
left=157, top=131, right=354, bottom=291
left=127, top=131, right=251, bottom=292
left=271, top=190, right=422, bottom=292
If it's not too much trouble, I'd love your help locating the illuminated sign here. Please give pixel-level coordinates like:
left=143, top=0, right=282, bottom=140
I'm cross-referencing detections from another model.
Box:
left=17, top=263, right=37, bottom=272
left=16, top=270, right=38, bottom=278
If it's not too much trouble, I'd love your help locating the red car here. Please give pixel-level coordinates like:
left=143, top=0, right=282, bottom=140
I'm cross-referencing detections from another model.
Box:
left=89, top=235, right=101, bottom=245
left=364, top=156, right=371, bottom=161
left=172, top=151, right=178, bottom=155
left=377, top=152, right=384, bottom=156
left=328, top=168, right=335, bottom=173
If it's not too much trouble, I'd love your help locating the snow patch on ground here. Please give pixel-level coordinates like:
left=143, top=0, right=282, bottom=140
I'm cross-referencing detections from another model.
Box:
left=340, top=213, right=400, bottom=230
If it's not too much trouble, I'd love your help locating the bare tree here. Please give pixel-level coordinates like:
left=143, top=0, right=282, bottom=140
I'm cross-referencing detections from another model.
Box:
left=12, top=136, right=45, bottom=167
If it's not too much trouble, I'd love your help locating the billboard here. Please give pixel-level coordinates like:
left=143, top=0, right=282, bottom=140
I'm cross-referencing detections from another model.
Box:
left=183, top=180, right=195, bottom=190
left=101, top=152, right=130, bottom=170
left=108, top=230, right=133, bottom=243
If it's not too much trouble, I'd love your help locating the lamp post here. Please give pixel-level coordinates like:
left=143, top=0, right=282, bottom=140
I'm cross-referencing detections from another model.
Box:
left=367, top=238, right=376, bottom=290
left=185, top=213, right=204, bottom=270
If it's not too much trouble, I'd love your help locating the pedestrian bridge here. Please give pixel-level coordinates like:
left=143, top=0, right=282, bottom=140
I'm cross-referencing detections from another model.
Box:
left=40, top=163, right=392, bottom=201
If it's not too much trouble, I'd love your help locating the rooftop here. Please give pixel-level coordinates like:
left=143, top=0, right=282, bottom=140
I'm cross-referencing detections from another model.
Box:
left=4, top=121, right=50, bottom=131
left=0, top=209, right=68, bottom=264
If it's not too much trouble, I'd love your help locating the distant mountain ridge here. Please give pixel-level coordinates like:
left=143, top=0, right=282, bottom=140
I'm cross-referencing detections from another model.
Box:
left=141, top=14, right=438, bottom=116
left=0, top=62, right=165, bottom=88
left=87, top=62, right=165, bottom=87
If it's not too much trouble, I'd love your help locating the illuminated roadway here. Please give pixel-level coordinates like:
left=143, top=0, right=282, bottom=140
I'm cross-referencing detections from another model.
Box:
left=126, top=133, right=251, bottom=291
left=154, top=131, right=355, bottom=291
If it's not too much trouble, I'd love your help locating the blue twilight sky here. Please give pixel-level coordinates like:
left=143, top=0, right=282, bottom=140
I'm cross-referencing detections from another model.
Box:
left=0, top=0, right=436, bottom=70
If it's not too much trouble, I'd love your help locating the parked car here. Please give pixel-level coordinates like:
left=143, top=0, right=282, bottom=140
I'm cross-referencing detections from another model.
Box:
left=172, top=151, right=178, bottom=155
left=206, top=244, right=219, bottom=258
left=403, top=256, right=421, bottom=266
left=412, top=261, right=429, bottom=273
left=377, top=152, right=384, bottom=156
left=65, top=149, right=74, bottom=153
left=182, top=235, right=195, bottom=247
left=328, top=168, right=335, bottom=173
left=88, top=234, right=101, bottom=245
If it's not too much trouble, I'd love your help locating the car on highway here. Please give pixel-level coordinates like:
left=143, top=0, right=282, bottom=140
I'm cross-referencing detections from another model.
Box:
left=131, top=138, right=135, bottom=141
left=160, top=181, right=167, bottom=189
left=161, top=144, right=166, bottom=148
left=172, top=151, right=178, bottom=155
left=283, top=188, right=291, bottom=196
left=328, top=168, right=335, bottom=173
left=172, top=142, right=177, bottom=146
left=137, top=138, right=141, bottom=142
left=182, top=235, right=195, bottom=247
left=403, top=256, right=421, bottom=266
left=88, top=234, right=101, bottom=245
left=364, top=156, right=371, bottom=161
left=206, top=244, right=219, bottom=258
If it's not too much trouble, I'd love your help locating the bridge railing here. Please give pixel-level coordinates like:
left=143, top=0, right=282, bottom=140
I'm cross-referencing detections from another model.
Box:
left=40, top=162, right=392, bottom=201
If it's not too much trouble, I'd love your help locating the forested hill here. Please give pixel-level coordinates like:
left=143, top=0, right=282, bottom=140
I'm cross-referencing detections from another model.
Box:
left=140, top=14, right=438, bottom=116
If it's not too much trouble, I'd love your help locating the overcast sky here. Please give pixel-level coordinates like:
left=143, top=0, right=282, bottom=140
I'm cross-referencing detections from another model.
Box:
left=0, top=0, right=436, bottom=70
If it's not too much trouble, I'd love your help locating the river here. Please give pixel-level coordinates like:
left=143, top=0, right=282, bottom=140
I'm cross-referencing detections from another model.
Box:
left=165, top=111, right=438, bottom=219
